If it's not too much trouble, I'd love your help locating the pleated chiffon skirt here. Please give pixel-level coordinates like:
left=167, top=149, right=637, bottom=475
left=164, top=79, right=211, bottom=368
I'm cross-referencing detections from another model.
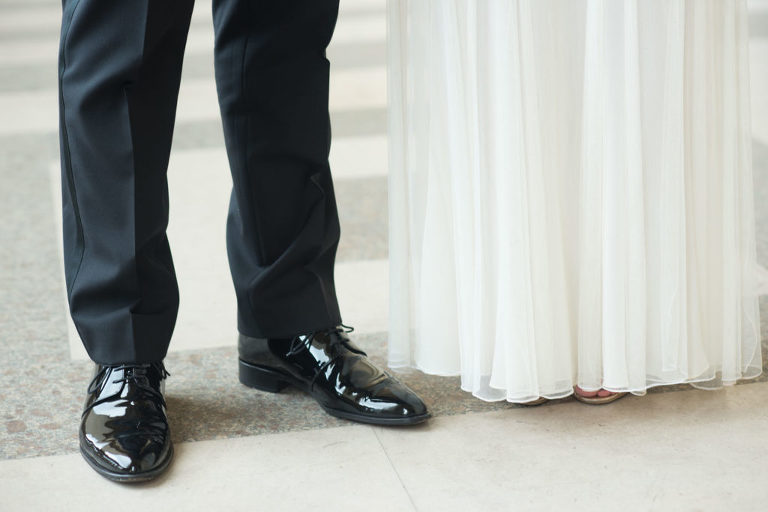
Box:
left=387, top=0, right=762, bottom=402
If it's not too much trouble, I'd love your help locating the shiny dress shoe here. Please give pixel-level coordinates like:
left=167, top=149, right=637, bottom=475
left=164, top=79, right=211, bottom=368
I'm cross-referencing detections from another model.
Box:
left=79, top=362, right=173, bottom=482
left=238, top=325, right=429, bottom=425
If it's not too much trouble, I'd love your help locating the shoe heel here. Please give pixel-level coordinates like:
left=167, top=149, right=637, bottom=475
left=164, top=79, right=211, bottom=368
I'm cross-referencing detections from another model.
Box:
left=238, top=359, right=291, bottom=393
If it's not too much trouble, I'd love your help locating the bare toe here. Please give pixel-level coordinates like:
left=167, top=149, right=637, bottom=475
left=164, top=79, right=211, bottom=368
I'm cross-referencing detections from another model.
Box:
left=574, top=386, right=598, bottom=398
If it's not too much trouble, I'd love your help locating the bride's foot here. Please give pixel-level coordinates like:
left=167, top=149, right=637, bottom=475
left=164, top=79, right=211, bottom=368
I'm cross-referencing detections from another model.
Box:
left=573, top=386, right=628, bottom=405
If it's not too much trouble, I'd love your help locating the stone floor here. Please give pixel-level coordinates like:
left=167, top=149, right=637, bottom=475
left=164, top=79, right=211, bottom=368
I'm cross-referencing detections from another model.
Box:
left=1, top=0, right=768, bottom=510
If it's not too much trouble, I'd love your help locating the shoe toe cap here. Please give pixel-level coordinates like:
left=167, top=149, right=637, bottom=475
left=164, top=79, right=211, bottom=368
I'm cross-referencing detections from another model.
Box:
left=129, top=440, right=171, bottom=473
left=368, top=379, right=429, bottom=419
left=83, top=433, right=171, bottom=474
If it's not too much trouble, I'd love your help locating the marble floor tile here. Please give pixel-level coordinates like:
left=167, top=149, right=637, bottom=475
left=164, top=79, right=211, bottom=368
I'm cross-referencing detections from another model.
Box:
left=335, top=259, right=389, bottom=334
left=373, top=382, right=768, bottom=512
left=0, top=62, right=57, bottom=92
left=0, top=425, right=416, bottom=512
left=335, top=176, right=390, bottom=262
left=4, top=326, right=768, bottom=462
left=0, top=88, right=57, bottom=135
left=0, top=0, right=52, bottom=7
left=331, top=135, right=388, bottom=179
left=0, top=6, right=60, bottom=34
left=340, top=0, right=387, bottom=15
left=0, top=38, right=67, bottom=66
left=0, top=331, right=502, bottom=460
left=190, top=0, right=212, bottom=26
left=329, top=13, right=386, bottom=44
left=4, top=381, right=767, bottom=511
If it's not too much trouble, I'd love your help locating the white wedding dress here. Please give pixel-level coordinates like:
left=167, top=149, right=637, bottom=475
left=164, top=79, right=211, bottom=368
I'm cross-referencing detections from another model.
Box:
left=388, top=0, right=762, bottom=402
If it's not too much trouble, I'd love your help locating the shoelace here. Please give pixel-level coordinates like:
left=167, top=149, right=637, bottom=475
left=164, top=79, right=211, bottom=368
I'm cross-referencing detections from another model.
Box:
left=86, top=362, right=170, bottom=409
left=286, top=324, right=366, bottom=391
left=85, top=363, right=171, bottom=441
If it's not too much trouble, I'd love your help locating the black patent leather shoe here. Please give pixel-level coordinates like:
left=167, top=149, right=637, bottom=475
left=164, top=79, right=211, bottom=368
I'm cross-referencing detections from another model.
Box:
left=238, top=325, right=429, bottom=425
left=79, top=362, right=173, bottom=482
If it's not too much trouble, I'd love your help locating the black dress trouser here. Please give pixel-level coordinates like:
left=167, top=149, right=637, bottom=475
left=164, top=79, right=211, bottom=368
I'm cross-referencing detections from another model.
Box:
left=58, top=0, right=343, bottom=364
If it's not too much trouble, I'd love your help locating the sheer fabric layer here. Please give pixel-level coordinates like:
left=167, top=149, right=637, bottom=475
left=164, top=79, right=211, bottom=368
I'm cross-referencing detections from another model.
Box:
left=387, top=0, right=761, bottom=402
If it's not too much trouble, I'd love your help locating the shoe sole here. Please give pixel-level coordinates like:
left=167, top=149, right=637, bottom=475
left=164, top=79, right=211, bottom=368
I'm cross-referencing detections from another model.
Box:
left=79, top=442, right=174, bottom=483
left=572, top=391, right=629, bottom=405
left=238, top=358, right=430, bottom=426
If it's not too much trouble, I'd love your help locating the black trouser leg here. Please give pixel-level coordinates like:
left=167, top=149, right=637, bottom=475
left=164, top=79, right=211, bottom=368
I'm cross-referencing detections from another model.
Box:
left=213, top=0, right=343, bottom=338
left=59, top=0, right=195, bottom=364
